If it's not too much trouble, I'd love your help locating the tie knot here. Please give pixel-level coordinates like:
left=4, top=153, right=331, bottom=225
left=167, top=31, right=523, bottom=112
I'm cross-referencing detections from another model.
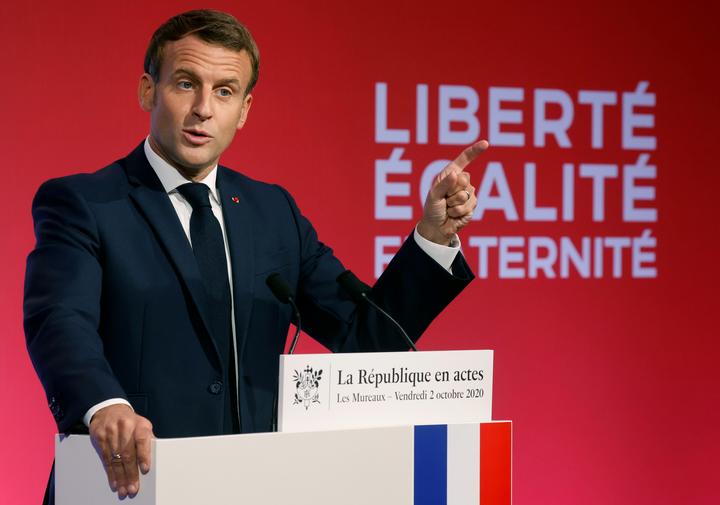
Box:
left=177, top=183, right=212, bottom=209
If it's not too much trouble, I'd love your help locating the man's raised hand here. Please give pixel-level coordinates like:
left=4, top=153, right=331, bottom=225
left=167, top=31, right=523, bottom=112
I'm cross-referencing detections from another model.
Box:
left=89, top=404, right=154, bottom=499
left=417, top=140, right=489, bottom=245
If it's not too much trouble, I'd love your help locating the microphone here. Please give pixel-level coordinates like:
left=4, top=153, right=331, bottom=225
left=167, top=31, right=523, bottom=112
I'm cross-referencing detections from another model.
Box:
left=265, top=273, right=303, bottom=433
left=336, top=270, right=418, bottom=352
left=265, top=273, right=302, bottom=354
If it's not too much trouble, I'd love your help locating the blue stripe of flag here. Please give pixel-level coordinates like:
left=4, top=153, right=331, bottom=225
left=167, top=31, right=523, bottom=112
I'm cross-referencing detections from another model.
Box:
left=414, top=425, right=448, bottom=505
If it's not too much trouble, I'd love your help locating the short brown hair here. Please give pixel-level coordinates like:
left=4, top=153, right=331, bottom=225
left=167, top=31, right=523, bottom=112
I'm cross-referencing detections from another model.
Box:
left=144, top=9, right=260, bottom=94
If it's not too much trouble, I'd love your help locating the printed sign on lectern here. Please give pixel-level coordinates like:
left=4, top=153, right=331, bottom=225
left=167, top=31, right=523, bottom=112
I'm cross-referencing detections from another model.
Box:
left=278, top=350, right=493, bottom=432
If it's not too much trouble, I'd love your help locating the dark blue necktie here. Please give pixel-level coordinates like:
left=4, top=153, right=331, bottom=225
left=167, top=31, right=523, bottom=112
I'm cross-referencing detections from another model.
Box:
left=176, top=183, right=230, bottom=303
left=176, top=182, right=239, bottom=433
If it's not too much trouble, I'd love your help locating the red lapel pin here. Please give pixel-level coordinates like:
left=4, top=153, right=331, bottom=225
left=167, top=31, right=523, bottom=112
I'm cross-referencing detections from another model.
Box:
left=231, top=196, right=240, bottom=204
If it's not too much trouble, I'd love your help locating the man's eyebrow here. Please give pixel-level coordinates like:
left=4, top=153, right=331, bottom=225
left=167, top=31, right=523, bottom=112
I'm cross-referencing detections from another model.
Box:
left=170, top=69, right=243, bottom=90
left=215, top=78, right=242, bottom=89
left=172, top=68, right=201, bottom=81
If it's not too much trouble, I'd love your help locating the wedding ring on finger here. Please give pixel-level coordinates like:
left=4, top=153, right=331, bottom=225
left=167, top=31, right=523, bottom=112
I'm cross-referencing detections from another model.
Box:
left=111, top=453, right=122, bottom=462
left=464, top=190, right=471, bottom=202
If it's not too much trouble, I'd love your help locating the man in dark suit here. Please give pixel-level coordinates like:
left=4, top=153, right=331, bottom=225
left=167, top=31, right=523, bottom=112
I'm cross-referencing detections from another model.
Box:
left=24, top=9, right=486, bottom=502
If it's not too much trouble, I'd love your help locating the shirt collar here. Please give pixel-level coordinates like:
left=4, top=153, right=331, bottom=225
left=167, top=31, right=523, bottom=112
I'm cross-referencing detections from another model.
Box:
left=143, top=137, right=220, bottom=204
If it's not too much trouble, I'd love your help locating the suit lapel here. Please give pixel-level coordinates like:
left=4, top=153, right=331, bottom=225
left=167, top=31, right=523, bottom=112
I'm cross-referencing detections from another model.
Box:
left=217, top=167, right=256, bottom=365
left=122, top=144, right=223, bottom=370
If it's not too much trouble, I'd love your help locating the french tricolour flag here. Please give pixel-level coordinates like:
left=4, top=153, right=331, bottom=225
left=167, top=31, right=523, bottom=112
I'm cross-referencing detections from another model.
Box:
left=414, top=422, right=512, bottom=505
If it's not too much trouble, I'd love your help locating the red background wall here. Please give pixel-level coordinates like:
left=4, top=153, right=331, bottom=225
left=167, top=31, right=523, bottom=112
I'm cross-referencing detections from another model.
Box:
left=1, top=1, right=718, bottom=503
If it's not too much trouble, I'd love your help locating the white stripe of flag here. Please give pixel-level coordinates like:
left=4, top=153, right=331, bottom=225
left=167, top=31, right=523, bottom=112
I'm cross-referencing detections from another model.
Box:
left=447, top=423, right=480, bottom=505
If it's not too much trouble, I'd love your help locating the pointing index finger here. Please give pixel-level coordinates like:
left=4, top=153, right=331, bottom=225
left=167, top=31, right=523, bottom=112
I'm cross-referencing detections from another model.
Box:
left=450, top=140, right=489, bottom=172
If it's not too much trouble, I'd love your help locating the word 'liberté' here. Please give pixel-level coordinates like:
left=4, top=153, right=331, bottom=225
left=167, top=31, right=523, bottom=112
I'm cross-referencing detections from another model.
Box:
left=375, top=81, right=655, bottom=150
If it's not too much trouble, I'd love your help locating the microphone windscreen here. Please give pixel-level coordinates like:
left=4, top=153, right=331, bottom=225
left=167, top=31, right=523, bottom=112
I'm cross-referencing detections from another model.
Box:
left=336, top=270, right=370, bottom=304
left=266, top=273, right=294, bottom=304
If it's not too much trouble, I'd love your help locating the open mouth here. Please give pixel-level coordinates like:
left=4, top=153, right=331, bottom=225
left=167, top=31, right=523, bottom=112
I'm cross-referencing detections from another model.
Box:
left=182, top=129, right=212, bottom=145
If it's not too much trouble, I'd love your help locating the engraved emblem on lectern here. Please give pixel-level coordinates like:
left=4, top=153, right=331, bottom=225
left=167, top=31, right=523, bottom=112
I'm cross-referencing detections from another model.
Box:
left=292, top=366, right=322, bottom=410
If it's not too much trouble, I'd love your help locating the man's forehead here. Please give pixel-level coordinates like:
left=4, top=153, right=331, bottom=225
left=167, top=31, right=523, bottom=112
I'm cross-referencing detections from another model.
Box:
left=162, top=36, right=251, bottom=77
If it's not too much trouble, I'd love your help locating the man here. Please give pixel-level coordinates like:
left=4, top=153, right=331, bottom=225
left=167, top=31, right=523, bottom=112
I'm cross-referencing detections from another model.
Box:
left=24, top=9, right=487, bottom=503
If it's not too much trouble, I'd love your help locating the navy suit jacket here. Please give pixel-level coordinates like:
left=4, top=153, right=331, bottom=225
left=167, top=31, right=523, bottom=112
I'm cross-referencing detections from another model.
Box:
left=24, top=142, right=474, bottom=439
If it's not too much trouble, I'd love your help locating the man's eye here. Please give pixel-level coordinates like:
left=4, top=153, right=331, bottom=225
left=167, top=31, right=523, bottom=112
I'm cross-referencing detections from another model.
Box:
left=178, top=81, right=193, bottom=90
left=217, top=88, right=232, bottom=97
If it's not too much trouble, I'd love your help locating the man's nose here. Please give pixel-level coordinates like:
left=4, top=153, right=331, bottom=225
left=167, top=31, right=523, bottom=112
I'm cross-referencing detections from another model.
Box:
left=192, top=88, right=213, bottom=121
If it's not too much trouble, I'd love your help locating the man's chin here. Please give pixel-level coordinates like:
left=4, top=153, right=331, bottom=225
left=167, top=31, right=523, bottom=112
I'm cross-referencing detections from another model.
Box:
left=174, top=149, right=219, bottom=176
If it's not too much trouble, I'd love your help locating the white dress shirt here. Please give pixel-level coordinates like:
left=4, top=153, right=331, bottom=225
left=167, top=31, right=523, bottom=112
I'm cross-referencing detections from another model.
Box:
left=83, top=138, right=461, bottom=426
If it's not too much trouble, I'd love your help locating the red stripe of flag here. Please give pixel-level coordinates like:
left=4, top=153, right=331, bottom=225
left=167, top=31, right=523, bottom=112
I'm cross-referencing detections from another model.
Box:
left=480, top=422, right=512, bottom=505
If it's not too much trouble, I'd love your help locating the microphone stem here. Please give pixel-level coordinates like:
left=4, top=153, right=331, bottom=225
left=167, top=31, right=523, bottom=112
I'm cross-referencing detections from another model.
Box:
left=287, top=297, right=302, bottom=354
left=361, top=293, right=418, bottom=352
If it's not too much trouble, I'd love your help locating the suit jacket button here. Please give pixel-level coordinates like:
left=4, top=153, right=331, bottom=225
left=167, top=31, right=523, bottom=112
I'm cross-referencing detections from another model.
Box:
left=208, top=381, right=223, bottom=395
left=48, top=397, right=63, bottom=419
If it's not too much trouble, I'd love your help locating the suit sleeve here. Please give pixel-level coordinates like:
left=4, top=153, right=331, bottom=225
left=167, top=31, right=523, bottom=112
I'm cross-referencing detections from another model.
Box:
left=275, top=186, right=474, bottom=353
left=24, top=178, right=127, bottom=432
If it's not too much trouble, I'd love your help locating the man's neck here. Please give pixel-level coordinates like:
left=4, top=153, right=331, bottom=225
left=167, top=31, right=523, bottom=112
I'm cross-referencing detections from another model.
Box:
left=147, top=136, right=215, bottom=182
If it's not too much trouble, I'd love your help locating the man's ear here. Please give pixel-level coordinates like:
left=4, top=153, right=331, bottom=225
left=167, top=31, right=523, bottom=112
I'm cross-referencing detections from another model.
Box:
left=236, top=93, right=253, bottom=130
left=138, top=73, right=155, bottom=112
